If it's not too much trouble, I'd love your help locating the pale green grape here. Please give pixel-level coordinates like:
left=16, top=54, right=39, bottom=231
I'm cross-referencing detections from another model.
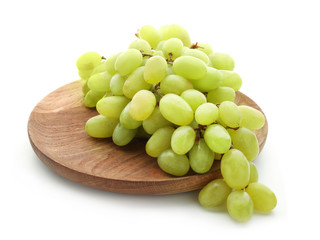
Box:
left=82, top=80, right=90, bottom=95
left=142, top=106, right=172, bottom=134
left=190, top=67, right=222, bottom=92
left=162, top=38, right=184, bottom=60
left=87, top=71, right=112, bottom=93
left=85, top=115, right=118, bottom=138
left=78, top=69, right=93, bottom=80
left=219, top=101, right=241, bottom=128
left=129, top=38, right=152, bottom=55
left=153, top=50, right=165, bottom=58
left=227, top=190, right=253, bottom=222
left=221, top=149, right=250, bottom=189
left=204, top=124, right=231, bottom=153
left=246, top=182, right=277, bottom=212
left=166, top=64, right=174, bottom=75
left=139, top=25, right=162, bottom=49
left=199, top=179, right=232, bottom=208
left=110, top=73, right=126, bottom=96
left=209, top=52, right=235, bottom=71
left=160, top=24, right=191, bottom=47
left=195, top=103, right=219, bottom=125
left=207, top=87, right=235, bottom=104
left=115, top=49, right=142, bottom=76
left=195, top=42, right=213, bottom=55
left=180, top=89, right=207, bottom=112
left=249, top=162, right=259, bottom=183
left=156, top=40, right=166, bottom=50
left=173, top=56, right=207, bottom=80
left=220, top=70, right=242, bottom=91
left=239, top=105, right=265, bottom=130
left=146, top=126, right=175, bottom=157
left=159, top=94, right=193, bottom=126
left=96, top=96, right=130, bottom=119
left=232, top=127, right=259, bottom=161
left=214, top=153, right=222, bottom=161
left=76, top=52, right=101, bottom=71
left=105, top=52, right=121, bottom=75
left=112, top=123, right=137, bottom=146
left=83, top=90, right=105, bottom=108
left=171, top=126, right=196, bottom=155
left=157, top=149, right=190, bottom=176
left=129, top=90, right=156, bottom=121
left=119, top=102, right=142, bottom=129
left=183, top=49, right=210, bottom=65
left=144, top=56, right=167, bottom=84
left=91, top=61, right=108, bottom=75
left=160, top=75, right=193, bottom=95
left=122, top=66, right=152, bottom=99
left=189, top=139, right=214, bottom=174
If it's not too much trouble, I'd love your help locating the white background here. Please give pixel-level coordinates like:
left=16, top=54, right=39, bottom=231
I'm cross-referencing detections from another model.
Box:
left=1, top=0, right=319, bottom=239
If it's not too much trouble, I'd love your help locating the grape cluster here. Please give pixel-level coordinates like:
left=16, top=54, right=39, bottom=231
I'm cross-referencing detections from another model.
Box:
left=76, top=24, right=277, bottom=222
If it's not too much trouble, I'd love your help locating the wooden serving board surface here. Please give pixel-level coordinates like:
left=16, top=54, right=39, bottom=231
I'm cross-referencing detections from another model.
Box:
left=28, top=80, right=268, bottom=195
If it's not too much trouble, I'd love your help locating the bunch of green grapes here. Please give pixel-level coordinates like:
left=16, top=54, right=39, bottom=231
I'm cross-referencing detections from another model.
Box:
left=76, top=24, right=277, bottom=222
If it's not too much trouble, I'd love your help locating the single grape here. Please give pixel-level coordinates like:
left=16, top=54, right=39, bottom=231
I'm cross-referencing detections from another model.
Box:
left=189, top=139, right=214, bottom=174
left=144, top=56, right=168, bottom=84
left=218, top=101, right=242, bottom=128
left=155, top=40, right=166, bottom=50
left=162, top=38, right=184, bottom=60
left=157, top=149, right=190, bottom=176
left=85, top=115, right=118, bottom=138
left=159, top=93, right=193, bottom=126
left=190, top=67, right=222, bottom=92
left=220, top=70, right=242, bottom=91
left=198, top=179, right=232, bottom=208
left=160, top=74, right=193, bottom=95
left=195, top=103, right=219, bottom=126
left=221, top=149, right=250, bottom=189
left=182, top=48, right=210, bottom=65
left=76, top=52, right=101, bottom=71
left=207, top=86, right=235, bottom=104
left=112, top=123, right=137, bottom=146
left=173, top=56, right=207, bottom=80
left=96, top=96, right=130, bottom=119
left=105, top=52, right=122, bottom=75
left=146, top=126, right=175, bottom=157
left=83, top=90, right=105, bottom=108
left=129, top=38, right=152, bottom=56
left=142, top=106, right=172, bottom=134
left=119, top=102, right=142, bottom=129
left=110, top=73, right=126, bottom=96
left=246, top=182, right=277, bottom=212
left=171, top=126, right=196, bottom=155
left=209, top=52, right=235, bottom=71
left=180, top=89, right=207, bottom=112
left=87, top=71, right=113, bottom=93
left=139, top=25, right=162, bottom=49
left=129, top=90, right=156, bottom=121
left=195, top=42, right=213, bottom=55
left=153, top=50, right=165, bottom=58
left=91, top=61, right=108, bottom=75
left=239, top=105, right=265, bottom=130
left=249, top=162, right=259, bottom=183
left=232, top=127, right=259, bottom=161
left=160, top=24, right=191, bottom=47
left=115, top=49, right=142, bottom=76
left=78, top=69, right=93, bottom=80
left=227, top=190, right=253, bottom=222
left=204, top=124, right=231, bottom=154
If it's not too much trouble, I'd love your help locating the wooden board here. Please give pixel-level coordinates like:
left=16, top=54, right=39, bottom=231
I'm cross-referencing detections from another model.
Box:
left=28, top=80, right=268, bottom=195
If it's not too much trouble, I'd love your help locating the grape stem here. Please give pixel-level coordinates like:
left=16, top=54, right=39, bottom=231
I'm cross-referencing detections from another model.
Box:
left=135, top=30, right=140, bottom=38
left=190, top=42, right=204, bottom=49
left=140, top=50, right=153, bottom=58
left=167, top=53, right=174, bottom=65
left=101, top=56, right=106, bottom=60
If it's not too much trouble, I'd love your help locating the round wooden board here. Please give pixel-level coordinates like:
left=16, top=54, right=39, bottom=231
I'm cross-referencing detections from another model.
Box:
left=28, top=80, right=268, bottom=195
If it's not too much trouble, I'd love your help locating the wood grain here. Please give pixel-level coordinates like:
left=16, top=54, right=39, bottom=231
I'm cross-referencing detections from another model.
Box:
left=28, top=80, right=268, bottom=195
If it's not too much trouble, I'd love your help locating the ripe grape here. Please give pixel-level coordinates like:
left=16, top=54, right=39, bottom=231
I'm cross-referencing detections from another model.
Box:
left=96, top=96, right=130, bottom=119
left=110, top=73, right=126, bottom=96
left=146, top=126, right=175, bottom=157
left=129, top=90, right=156, bottom=121
left=162, top=38, right=184, bottom=60
left=144, top=56, right=167, bottom=84
left=180, top=89, right=207, bottom=112
left=76, top=52, right=101, bottom=71
left=227, top=190, right=253, bottom=222
left=204, top=124, right=231, bottom=154
left=195, top=103, right=219, bottom=126
left=160, top=24, right=191, bottom=47
left=87, top=71, right=112, bottom=93
left=239, top=105, right=265, bottom=130
left=246, top=182, right=277, bottom=212
left=173, top=56, right=207, bottom=80
left=207, top=86, right=235, bottom=104
left=83, top=90, right=105, bottom=108
left=85, top=115, right=118, bottom=138
left=190, top=67, right=222, bottom=92
left=183, top=48, right=210, bottom=65
left=160, top=74, right=193, bottom=95
left=119, top=102, right=142, bottom=129
left=142, top=106, right=172, bottom=134
left=220, top=70, right=242, bottom=91
left=112, top=123, right=137, bottom=146
left=189, top=139, right=214, bottom=174
left=157, top=149, right=190, bottom=176
left=105, top=52, right=121, bottom=75
left=139, top=25, right=162, bottom=49
left=209, top=52, right=235, bottom=71
left=249, top=162, right=259, bottom=183
left=218, top=101, right=242, bottom=128
left=128, top=39, right=152, bottom=55
left=171, top=126, right=196, bottom=155
left=115, top=49, right=142, bottom=76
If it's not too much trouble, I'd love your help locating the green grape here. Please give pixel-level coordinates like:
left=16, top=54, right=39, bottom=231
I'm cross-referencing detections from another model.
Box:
left=204, top=124, right=231, bottom=154
left=78, top=69, right=93, bottom=80
left=190, top=67, right=222, bottom=92
left=209, top=52, right=235, bottom=71
left=227, top=190, right=253, bottom=222
left=180, top=89, right=207, bottom=112
left=207, top=87, right=235, bottom=104
left=195, top=42, right=213, bottom=55
left=115, top=49, right=142, bottom=76
left=159, top=94, right=193, bottom=126
left=155, top=40, right=166, bottom=50
left=160, top=75, right=193, bottom=95
left=246, top=182, right=277, bottom=212
left=142, top=106, right=172, bottom=134
left=91, top=61, right=108, bottom=75
left=160, top=24, right=191, bottom=47
left=195, top=103, right=219, bottom=125
left=135, top=126, right=151, bottom=139
left=110, top=73, right=126, bottom=96
left=76, top=52, right=101, bottom=71
left=140, top=58, right=148, bottom=66
left=173, top=56, right=207, bottom=80
left=122, top=66, right=152, bottom=99
left=220, top=70, right=242, bottom=91
left=239, top=105, right=265, bottom=130
left=232, top=127, right=259, bottom=161
left=198, top=179, right=232, bottom=208
left=85, top=115, right=118, bottom=138
left=219, top=101, right=241, bottom=128
left=157, top=149, right=190, bottom=176
left=112, top=123, right=137, bottom=146
left=139, top=25, right=162, bottom=49
left=189, top=139, right=214, bottom=174
left=105, top=52, right=121, bottom=75
left=96, top=96, right=130, bottom=119
left=82, top=80, right=90, bottom=95
left=87, top=71, right=113, bottom=93
left=146, top=126, right=175, bottom=157
left=119, top=102, right=142, bottom=129
left=183, top=49, right=210, bottom=65
left=249, top=162, right=259, bottom=183
left=221, top=149, right=250, bottom=189
left=162, top=38, right=184, bottom=60
left=171, top=126, right=196, bottom=155
left=144, top=56, right=167, bottom=84
left=128, top=38, right=152, bottom=55
left=153, top=50, right=165, bottom=58
left=129, top=90, right=156, bottom=121
left=83, top=90, right=105, bottom=108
